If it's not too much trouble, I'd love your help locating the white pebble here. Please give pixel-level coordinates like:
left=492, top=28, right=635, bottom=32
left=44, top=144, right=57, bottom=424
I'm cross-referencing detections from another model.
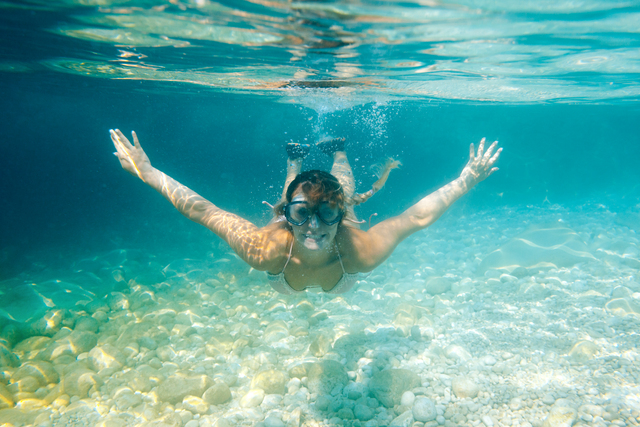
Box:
left=412, top=397, right=437, bottom=422
left=264, top=415, right=285, bottom=427
left=400, top=391, right=415, bottom=407
left=482, top=355, right=497, bottom=366
left=542, top=394, right=556, bottom=405
left=240, top=389, right=265, bottom=408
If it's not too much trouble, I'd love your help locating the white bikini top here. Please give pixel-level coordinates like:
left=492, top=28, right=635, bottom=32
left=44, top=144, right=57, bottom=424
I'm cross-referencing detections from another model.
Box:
left=266, top=239, right=361, bottom=295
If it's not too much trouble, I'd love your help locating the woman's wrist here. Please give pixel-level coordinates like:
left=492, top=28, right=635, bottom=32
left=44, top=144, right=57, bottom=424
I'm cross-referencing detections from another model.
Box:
left=141, top=167, right=161, bottom=188
left=458, top=171, right=477, bottom=192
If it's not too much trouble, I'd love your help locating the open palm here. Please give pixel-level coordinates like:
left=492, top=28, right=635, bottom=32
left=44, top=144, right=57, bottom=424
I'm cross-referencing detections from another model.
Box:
left=110, top=129, right=153, bottom=182
left=461, top=137, right=502, bottom=185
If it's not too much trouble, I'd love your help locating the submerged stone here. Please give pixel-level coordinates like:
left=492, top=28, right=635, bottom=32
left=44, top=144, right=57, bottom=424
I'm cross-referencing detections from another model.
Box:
left=605, top=297, right=640, bottom=317
left=203, top=382, right=232, bottom=405
left=0, top=344, right=19, bottom=368
left=74, top=316, right=99, bottom=333
left=240, top=389, right=265, bottom=408
left=444, top=344, right=472, bottom=362
left=354, top=404, right=374, bottom=421
left=302, top=360, right=348, bottom=396
left=0, top=408, right=38, bottom=426
left=63, top=368, right=103, bottom=398
left=425, top=277, right=452, bottom=295
left=412, top=396, right=437, bottom=422
left=568, top=340, right=599, bottom=363
left=263, top=320, right=289, bottom=343
left=543, top=405, right=577, bottom=427
left=12, top=361, right=59, bottom=386
left=309, top=333, right=332, bottom=357
left=251, top=369, right=286, bottom=395
left=0, top=384, right=13, bottom=409
left=156, top=375, right=213, bottom=404
left=27, top=310, right=65, bottom=337
left=88, top=344, right=126, bottom=371
left=41, top=330, right=98, bottom=359
left=182, top=395, right=209, bottom=414
left=451, top=377, right=480, bottom=398
left=369, top=369, right=421, bottom=408
left=389, top=410, right=414, bottom=427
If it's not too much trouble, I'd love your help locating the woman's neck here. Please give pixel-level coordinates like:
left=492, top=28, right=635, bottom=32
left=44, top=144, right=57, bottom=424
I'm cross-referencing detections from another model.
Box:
left=292, top=239, right=338, bottom=267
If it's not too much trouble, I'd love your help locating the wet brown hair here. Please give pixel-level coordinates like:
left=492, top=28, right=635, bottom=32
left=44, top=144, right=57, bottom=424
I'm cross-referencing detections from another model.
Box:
left=274, top=170, right=346, bottom=217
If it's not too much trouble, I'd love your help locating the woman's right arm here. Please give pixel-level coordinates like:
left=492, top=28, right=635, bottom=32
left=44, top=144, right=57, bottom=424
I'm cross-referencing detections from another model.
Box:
left=110, top=129, right=284, bottom=270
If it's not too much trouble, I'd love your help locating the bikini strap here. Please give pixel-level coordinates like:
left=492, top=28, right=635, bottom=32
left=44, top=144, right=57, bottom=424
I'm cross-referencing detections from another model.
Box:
left=335, top=242, right=347, bottom=274
left=280, top=237, right=294, bottom=274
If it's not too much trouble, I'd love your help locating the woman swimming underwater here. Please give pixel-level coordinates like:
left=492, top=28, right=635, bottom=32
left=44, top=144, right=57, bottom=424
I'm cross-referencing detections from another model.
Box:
left=110, top=130, right=501, bottom=294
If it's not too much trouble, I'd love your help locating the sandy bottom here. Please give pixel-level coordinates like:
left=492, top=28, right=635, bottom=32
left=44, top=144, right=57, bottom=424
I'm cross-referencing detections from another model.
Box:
left=1, top=203, right=639, bottom=427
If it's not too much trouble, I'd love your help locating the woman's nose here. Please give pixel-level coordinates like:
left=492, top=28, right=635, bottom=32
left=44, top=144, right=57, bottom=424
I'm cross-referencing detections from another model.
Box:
left=308, top=214, right=320, bottom=228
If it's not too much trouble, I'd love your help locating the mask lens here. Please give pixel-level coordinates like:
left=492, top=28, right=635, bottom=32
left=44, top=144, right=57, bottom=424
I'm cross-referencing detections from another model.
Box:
left=286, top=202, right=311, bottom=225
left=285, top=201, right=342, bottom=226
left=318, top=203, right=340, bottom=224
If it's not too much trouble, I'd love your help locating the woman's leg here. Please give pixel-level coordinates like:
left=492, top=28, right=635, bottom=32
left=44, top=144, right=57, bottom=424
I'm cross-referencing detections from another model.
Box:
left=328, top=147, right=360, bottom=228
left=280, top=157, right=303, bottom=204
left=279, top=143, right=309, bottom=204
left=330, top=151, right=355, bottom=200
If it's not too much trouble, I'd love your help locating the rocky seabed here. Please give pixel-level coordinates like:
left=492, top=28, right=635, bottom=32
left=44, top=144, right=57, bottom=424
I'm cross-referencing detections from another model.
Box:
left=1, top=203, right=640, bottom=427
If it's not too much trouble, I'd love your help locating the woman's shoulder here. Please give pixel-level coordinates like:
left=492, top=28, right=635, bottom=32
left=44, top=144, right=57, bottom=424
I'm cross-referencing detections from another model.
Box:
left=254, top=221, right=293, bottom=271
left=336, top=227, right=377, bottom=272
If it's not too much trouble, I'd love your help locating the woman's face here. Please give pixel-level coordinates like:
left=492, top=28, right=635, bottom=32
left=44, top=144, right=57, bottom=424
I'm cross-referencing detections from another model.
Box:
left=288, top=191, right=340, bottom=251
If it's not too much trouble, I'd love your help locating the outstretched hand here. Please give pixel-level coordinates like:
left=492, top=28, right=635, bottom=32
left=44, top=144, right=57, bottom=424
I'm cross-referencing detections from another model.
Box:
left=460, top=138, right=502, bottom=185
left=110, top=129, right=153, bottom=182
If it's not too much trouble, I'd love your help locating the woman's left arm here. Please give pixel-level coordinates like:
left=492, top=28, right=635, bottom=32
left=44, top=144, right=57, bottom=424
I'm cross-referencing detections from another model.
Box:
left=352, top=138, right=501, bottom=269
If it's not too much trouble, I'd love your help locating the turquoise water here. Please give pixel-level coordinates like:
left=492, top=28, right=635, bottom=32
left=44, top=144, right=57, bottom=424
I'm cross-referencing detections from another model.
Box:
left=1, top=1, right=640, bottom=426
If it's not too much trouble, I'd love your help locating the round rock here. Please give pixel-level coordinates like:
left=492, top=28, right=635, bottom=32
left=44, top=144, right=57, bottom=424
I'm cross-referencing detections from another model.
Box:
left=74, top=317, right=99, bottom=333
left=0, top=383, right=14, bottom=409
left=63, top=368, right=103, bottom=398
left=303, top=360, right=348, bottom=396
left=369, top=369, right=421, bottom=408
left=264, top=415, right=285, bottom=427
left=88, top=344, right=126, bottom=371
left=412, top=397, right=436, bottom=422
left=354, top=404, right=374, bottom=421
left=425, top=277, right=451, bottom=295
left=156, top=375, right=214, bottom=404
left=13, top=361, right=59, bottom=386
left=240, top=389, right=265, bottom=408
left=451, top=376, right=480, bottom=399
left=400, top=391, right=415, bottom=407
left=543, top=405, right=578, bottom=427
left=314, top=395, right=330, bottom=411
left=203, top=382, right=232, bottom=405
left=444, top=345, right=472, bottom=362
left=251, top=369, right=286, bottom=395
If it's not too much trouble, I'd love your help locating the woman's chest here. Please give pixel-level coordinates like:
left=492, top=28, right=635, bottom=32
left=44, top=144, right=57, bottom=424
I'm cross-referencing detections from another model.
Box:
left=283, top=258, right=344, bottom=291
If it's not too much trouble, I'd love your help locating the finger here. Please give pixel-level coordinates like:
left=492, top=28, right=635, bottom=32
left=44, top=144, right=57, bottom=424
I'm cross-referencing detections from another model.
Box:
left=110, top=129, right=127, bottom=155
left=477, top=137, right=486, bottom=158
left=111, top=129, right=135, bottom=163
left=132, top=130, right=140, bottom=148
left=488, top=167, right=499, bottom=176
left=488, top=147, right=502, bottom=166
left=469, top=143, right=475, bottom=161
left=115, top=129, right=134, bottom=151
left=483, top=141, right=498, bottom=162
